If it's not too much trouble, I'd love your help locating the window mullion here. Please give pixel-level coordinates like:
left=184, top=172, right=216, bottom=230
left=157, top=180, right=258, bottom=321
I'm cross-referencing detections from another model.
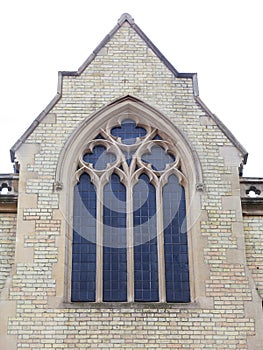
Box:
left=156, top=183, right=166, bottom=302
left=126, top=179, right=134, bottom=302
left=96, top=181, right=103, bottom=302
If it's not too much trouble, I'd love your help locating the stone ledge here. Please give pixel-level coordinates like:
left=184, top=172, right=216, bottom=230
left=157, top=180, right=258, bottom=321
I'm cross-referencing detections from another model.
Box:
left=241, top=198, right=263, bottom=216
left=0, top=195, right=18, bottom=213
left=62, top=301, right=201, bottom=310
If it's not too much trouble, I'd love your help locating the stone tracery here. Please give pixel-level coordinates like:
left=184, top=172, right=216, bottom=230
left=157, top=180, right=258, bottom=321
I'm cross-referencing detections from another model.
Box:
left=72, top=117, right=190, bottom=303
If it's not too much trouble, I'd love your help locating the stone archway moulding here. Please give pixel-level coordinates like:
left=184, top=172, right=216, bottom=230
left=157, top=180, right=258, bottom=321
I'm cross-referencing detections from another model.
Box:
left=55, top=95, right=207, bottom=305
left=56, top=95, right=203, bottom=190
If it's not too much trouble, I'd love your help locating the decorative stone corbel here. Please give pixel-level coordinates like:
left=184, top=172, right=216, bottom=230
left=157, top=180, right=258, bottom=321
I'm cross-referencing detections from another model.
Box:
left=53, top=181, right=63, bottom=192
left=196, top=183, right=205, bottom=192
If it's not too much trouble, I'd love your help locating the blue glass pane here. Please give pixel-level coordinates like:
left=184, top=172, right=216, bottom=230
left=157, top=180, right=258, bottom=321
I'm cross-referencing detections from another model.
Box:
left=83, top=145, right=116, bottom=170
left=103, top=174, right=127, bottom=301
left=133, top=174, right=159, bottom=301
left=103, top=174, right=126, bottom=229
left=141, top=145, right=175, bottom=171
left=103, top=247, right=127, bottom=302
left=163, top=175, right=190, bottom=302
left=133, top=174, right=156, bottom=228
left=111, top=119, right=146, bottom=145
left=72, top=173, right=96, bottom=302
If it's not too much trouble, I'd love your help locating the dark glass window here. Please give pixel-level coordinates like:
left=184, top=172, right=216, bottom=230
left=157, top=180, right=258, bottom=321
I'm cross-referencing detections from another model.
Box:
left=72, top=173, right=96, bottom=301
left=111, top=119, right=146, bottom=145
left=103, top=174, right=127, bottom=301
left=83, top=145, right=116, bottom=170
left=71, top=119, right=190, bottom=303
left=133, top=174, right=158, bottom=301
left=141, top=145, right=175, bottom=171
left=163, top=175, right=190, bottom=302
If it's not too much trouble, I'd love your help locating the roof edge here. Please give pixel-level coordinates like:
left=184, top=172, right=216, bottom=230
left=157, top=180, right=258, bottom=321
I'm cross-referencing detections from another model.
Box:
left=195, top=96, right=248, bottom=164
left=10, top=92, right=62, bottom=163
left=77, top=13, right=197, bottom=81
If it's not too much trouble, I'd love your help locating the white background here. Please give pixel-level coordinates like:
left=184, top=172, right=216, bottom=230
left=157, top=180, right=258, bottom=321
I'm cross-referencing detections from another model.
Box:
left=0, top=0, right=262, bottom=176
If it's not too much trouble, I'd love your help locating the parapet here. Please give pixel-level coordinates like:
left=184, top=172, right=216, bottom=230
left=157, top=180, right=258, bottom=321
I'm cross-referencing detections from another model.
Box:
left=240, top=177, right=263, bottom=215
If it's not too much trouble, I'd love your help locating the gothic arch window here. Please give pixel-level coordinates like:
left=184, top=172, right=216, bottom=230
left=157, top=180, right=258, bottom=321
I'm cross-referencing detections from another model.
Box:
left=71, top=117, right=190, bottom=303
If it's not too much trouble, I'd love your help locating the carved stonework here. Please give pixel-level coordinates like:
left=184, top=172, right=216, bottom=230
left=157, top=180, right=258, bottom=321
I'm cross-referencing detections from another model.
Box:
left=0, top=174, right=19, bottom=195
left=0, top=174, right=19, bottom=213
left=240, top=177, right=263, bottom=215
left=196, top=183, right=205, bottom=192
left=74, top=118, right=185, bottom=188
left=53, top=181, right=63, bottom=192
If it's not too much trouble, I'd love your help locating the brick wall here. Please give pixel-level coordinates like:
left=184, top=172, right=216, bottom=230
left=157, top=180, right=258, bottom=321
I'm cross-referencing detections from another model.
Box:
left=7, top=306, right=254, bottom=349
left=0, top=213, right=16, bottom=294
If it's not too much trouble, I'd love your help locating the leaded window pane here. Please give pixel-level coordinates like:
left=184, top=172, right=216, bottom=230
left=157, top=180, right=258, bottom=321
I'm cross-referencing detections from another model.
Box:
left=111, top=119, right=146, bottom=145
left=133, top=174, right=159, bottom=301
left=163, top=175, right=190, bottom=302
left=141, top=145, right=175, bottom=171
left=72, top=173, right=96, bottom=301
left=103, top=174, right=127, bottom=301
left=83, top=145, right=116, bottom=170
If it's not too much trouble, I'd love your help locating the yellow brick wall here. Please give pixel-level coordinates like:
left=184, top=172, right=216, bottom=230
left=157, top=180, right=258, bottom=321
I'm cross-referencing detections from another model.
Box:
left=0, top=213, right=16, bottom=294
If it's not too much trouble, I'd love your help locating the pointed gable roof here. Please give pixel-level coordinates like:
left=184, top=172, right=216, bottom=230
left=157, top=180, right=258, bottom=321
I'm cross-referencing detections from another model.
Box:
left=10, top=13, right=248, bottom=168
left=76, top=13, right=196, bottom=81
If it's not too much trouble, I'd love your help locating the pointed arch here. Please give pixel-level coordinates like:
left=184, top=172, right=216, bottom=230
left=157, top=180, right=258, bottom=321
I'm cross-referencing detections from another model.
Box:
left=56, top=95, right=205, bottom=304
left=56, top=95, right=203, bottom=190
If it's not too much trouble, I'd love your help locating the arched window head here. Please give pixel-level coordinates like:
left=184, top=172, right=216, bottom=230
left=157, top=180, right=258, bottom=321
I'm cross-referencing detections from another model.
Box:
left=71, top=116, right=190, bottom=303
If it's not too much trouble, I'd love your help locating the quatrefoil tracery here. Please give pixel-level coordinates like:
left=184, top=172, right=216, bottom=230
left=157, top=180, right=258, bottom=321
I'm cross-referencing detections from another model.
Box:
left=75, top=119, right=185, bottom=186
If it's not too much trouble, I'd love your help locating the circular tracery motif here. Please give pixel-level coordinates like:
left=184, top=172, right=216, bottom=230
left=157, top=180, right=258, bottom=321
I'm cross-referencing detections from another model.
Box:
left=76, top=118, right=184, bottom=184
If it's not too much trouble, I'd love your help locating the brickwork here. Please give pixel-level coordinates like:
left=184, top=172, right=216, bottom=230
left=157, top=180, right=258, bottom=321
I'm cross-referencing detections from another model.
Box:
left=7, top=306, right=254, bottom=349
left=0, top=14, right=262, bottom=349
left=0, top=213, right=16, bottom=293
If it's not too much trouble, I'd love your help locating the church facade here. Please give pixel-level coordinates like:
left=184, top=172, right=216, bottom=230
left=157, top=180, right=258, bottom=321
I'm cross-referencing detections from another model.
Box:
left=0, top=13, right=262, bottom=349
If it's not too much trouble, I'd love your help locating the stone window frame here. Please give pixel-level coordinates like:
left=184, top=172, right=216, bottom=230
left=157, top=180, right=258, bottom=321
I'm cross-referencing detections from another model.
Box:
left=55, top=96, right=207, bottom=307
left=72, top=118, right=188, bottom=302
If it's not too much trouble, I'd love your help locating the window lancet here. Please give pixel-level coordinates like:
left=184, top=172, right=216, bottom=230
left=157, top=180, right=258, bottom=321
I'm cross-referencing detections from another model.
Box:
left=71, top=117, right=190, bottom=303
